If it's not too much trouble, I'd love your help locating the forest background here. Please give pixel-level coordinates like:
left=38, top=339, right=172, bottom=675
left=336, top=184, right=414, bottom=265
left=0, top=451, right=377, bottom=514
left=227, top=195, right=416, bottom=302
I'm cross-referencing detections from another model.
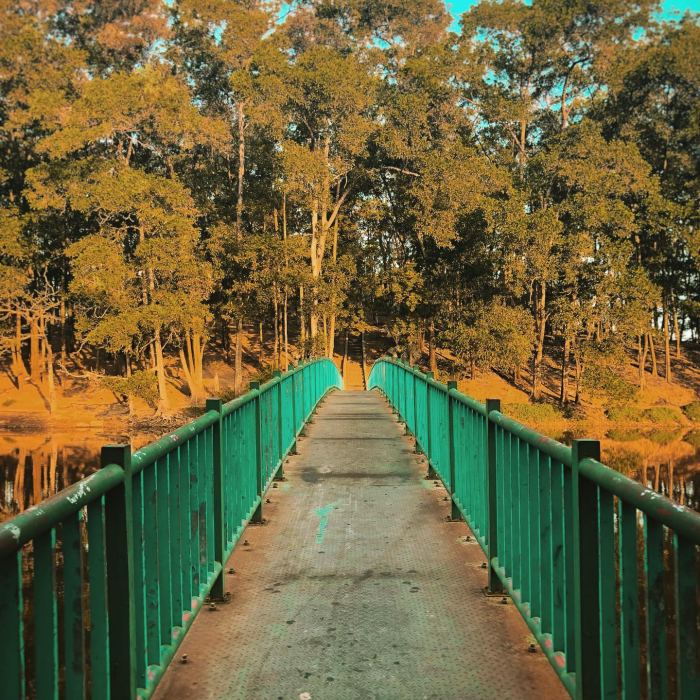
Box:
left=1, top=0, right=699, bottom=451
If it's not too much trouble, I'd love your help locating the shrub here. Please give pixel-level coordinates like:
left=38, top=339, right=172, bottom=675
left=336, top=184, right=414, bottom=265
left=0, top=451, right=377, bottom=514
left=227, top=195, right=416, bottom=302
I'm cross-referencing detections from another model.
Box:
left=504, top=402, right=562, bottom=424
left=682, top=401, right=700, bottom=422
left=607, top=428, right=644, bottom=442
left=683, top=430, right=700, bottom=449
left=646, top=429, right=682, bottom=445
left=642, top=406, right=683, bottom=424
left=607, top=406, right=644, bottom=422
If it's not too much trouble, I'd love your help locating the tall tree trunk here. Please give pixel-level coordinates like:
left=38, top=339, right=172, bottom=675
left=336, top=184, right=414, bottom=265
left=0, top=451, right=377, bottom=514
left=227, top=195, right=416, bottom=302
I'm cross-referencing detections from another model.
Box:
left=30, top=316, right=42, bottom=382
left=672, top=301, right=681, bottom=359
left=234, top=318, right=243, bottom=394
left=648, top=332, right=658, bottom=377
left=236, top=102, right=245, bottom=240
left=639, top=333, right=649, bottom=389
left=283, top=290, right=289, bottom=369
left=60, top=297, right=67, bottom=366
left=45, top=338, right=56, bottom=414
left=429, top=320, right=438, bottom=375
left=124, top=350, right=133, bottom=416
left=663, top=307, right=672, bottom=383
left=573, top=348, right=583, bottom=403
left=258, top=321, right=264, bottom=366
left=342, top=330, right=349, bottom=378
left=273, top=287, right=280, bottom=370
left=299, top=286, right=306, bottom=354
left=12, top=308, right=28, bottom=385
left=559, top=337, right=570, bottom=405
left=153, top=329, right=170, bottom=413
left=531, top=282, right=547, bottom=399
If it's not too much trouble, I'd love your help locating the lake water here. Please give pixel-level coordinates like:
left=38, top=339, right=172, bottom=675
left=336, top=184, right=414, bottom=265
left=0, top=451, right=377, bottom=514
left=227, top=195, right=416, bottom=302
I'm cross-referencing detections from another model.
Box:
left=1, top=425, right=698, bottom=520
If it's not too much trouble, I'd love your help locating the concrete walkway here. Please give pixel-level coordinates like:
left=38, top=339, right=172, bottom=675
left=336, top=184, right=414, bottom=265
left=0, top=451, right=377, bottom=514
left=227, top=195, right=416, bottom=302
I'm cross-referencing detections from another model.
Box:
left=154, top=391, right=566, bottom=700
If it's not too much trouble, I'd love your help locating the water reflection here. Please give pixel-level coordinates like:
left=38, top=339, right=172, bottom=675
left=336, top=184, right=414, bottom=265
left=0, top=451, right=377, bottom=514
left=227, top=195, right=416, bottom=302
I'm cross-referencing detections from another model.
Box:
left=558, top=427, right=700, bottom=512
left=0, top=430, right=157, bottom=520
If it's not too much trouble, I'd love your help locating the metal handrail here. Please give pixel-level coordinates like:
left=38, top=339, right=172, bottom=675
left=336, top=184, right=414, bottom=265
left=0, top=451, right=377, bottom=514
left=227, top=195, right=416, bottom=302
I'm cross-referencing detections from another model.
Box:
left=368, top=356, right=700, bottom=700
left=0, top=358, right=343, bottom=699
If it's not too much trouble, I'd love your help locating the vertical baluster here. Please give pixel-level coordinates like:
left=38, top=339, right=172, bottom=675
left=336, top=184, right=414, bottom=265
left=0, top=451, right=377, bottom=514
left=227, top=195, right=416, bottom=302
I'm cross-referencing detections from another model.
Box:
left=538, top=453, right=552, bottom=637
left=674, top=534, right=699, bottom=699
left=250, top=381, right=264, bottom=524
left=34, top=529, right=58, bottom=700
left=618, top=500, right=640, bottom=698
left=143, top=459, right=161, bottom=662
left=528, top=444, right=541, bottom=620
left=179, top=441, right=192, bottom=610
left=501, top=431, right=511, bottom=575
left=598, top=489, right=616, bottom=697
left=63, top=511, right=85, bottom=698
left=131, top=470, right=147, bottom=687
left=447, top=381, right=458, bottom=520
left=485, top=399, right=501, bottom=592
left=0, top=549, right=25, bottom=699
left=87, top=498, right=109, bottom=697
left=509, top=434, right=519, bottom=585
left=644, top=515, right=668, bottom=700
left=204, top=426, right=215, bottom=574
left=188, top=432, right=201, bottom=601
left=518, top=438, right=530, bottom=602
left=208, top=399, right=225, bottom=601
left=563, top=457, right=576, bottom=670
left=550, top=460, right=566, bottom=654
left=156, top=455, right=172, bottom=643
left=169, top=446, right=184, bottom=622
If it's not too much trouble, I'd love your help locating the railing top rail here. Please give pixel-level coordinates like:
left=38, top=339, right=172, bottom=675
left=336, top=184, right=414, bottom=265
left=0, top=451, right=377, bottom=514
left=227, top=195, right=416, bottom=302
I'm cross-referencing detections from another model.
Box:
left=0, top=463, right=125, bottom=556
left=580, top=457, right=700, bottom=542
left=0, top=357, right=337, bottom=553
left=372, top=355, right=700, bottom=544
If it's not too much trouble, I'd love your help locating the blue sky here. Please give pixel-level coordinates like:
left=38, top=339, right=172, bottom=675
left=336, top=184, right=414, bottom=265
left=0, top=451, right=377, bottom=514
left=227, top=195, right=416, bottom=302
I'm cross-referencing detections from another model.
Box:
left=447, top=0, right=700, bottom=27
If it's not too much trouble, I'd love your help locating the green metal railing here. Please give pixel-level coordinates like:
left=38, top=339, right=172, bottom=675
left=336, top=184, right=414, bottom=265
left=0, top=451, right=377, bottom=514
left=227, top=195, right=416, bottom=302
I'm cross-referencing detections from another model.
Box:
left=369, top=357, right=700, bottom=700
left=0, top=358, right=342, bottom=699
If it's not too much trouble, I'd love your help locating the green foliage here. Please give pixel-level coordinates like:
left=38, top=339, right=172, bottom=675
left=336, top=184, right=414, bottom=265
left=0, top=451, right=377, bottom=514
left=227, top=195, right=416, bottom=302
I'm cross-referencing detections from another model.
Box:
left=101, top=370, right=159, bottom=409
left=682, top=401, right=700, bottom=422
left=642, top=406, right=683, bottom=424
left=504, top=402, right=563, bottom=425
left=607, top=406, right=644, bottom=422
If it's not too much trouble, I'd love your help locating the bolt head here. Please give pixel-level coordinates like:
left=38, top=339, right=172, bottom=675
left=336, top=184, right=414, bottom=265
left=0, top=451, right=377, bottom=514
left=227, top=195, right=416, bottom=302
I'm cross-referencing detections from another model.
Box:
left=181, top=654, right=188, bottom=664
left=480, top=562, right=487, bottom=569
left=500, top=597, right=508, bottom=605
left=528, top=643, right=537, bottom=653
left=272, top=483, right=278, bottom=489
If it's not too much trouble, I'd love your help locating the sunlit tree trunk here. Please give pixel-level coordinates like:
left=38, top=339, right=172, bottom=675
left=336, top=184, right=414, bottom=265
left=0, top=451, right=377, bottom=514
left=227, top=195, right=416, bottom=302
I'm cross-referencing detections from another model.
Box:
left=531, top=282, right=547, bottom=399
left=663, top=307, right=672, bottom=382
left=234, top=318, right=243, bottom=395
left=648, top=331, right=658, bottom=377
left=559, top=337, right=570, bottom=405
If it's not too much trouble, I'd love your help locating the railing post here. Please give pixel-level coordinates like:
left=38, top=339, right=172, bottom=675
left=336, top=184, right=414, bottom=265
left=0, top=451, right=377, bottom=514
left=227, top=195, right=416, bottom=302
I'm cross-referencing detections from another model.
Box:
left=250, top=381, right=264, bottom=524
left=572, top=439, right=602, bottom=700
left=273, top=370, right=285, bottom=479
left=425, top=371, right=436, bottom=479
left=206, top=398, right=226, bottom=600
left=447, top=381, right=461, bottom=521
left=412, top=367, right=420, bottom=447
left=289, top=363, right=298, bottom=454
left=485, top=398, right=502, bottom=593
left=100, top=444, right=136, bottom=699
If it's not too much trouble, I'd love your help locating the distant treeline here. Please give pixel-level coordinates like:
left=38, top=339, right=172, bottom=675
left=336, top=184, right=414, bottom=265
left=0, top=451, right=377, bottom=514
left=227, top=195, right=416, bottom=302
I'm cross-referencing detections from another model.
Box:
left=0, top=0, right=698, bottom=413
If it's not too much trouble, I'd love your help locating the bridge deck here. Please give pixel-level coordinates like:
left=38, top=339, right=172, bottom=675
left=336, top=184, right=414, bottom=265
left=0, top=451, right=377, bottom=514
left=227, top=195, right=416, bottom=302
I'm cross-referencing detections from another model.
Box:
left=154, top=391, right=566, bottom=700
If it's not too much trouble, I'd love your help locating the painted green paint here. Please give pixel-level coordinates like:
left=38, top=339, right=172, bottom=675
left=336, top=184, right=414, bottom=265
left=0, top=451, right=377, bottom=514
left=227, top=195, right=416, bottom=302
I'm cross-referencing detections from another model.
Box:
left=368, top=357, right=700, bottom=700
left=0, top=359, right=342, bottom=700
